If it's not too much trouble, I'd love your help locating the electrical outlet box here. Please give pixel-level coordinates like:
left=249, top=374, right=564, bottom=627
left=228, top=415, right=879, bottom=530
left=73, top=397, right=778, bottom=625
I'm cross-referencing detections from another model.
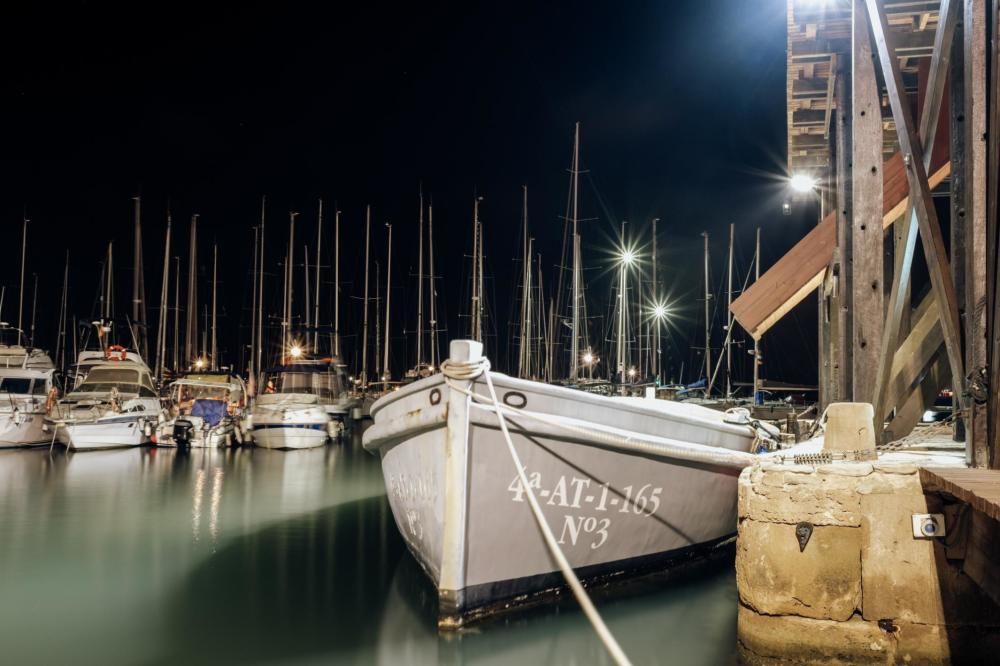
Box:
left=912, top=513, right=946, bottom=539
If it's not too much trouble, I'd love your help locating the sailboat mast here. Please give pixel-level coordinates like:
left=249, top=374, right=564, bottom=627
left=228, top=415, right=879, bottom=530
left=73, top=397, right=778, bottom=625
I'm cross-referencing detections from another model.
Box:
left=334, top=208, right=340, bottom=358
left=285, top=212, right=297, bottom=358
left=17, top=215, right=29, bottom=345
left=256, top=198, right=265, bottom=386
left=185, top=214, right=199, bottom=365
left=374, top=260, right=381, bottom=380
left=726, top=222, right=734, bottom=400
left=17, top=216, right=27, bottom=346
left=173, top=257, right=180, bottom=371
left=519, top=185, right=529, bottom=378
left=470, top=197, right=481, bottom=342
left=304, top=244, right=310, bottom=334
left=536, top=252, right=545, bottom=380
left=702, top=231, right=711, bottom=395
left=250, top=225, right=259, bottom=377
left=211, top=243, right=218, bottom=370
left=132, top=195, right=146, bottom=359
left=361, top=205, right=371, bottom=387
left=105, top=242, right=114, bottom=324
left=752, top=227, right=761, bottom=405
left=416, top=189, right=424, bottom=368
left=56, top=252, right=70, bottom=373
left=652, top=217, right=659, bottom=381
left=314, top=199, right=322, bottom=352
left=29, top=273, right=38, bottom=346
left=617, top=222, right=626, bottom=382
left=428, top=202, right=437, bottom=369
left=525, top=236, right=534, bottom=378
left=570, top=122, right=581, bottom=381
left=383, top=223, right=392, bottom=383
left=156, top=214, right=171, bottom=381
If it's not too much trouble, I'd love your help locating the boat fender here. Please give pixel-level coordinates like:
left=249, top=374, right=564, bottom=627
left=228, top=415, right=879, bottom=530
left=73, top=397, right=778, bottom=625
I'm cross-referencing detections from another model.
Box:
left=45, top=387, right=59, bottom=413
left=105, top=345, right=128, bottom=362
left=233, top=423, right=244, bottom=445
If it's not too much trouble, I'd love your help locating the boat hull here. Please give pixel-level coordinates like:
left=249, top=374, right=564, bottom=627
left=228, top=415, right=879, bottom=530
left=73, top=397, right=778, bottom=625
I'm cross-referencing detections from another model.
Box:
left=0, top=412, right=49, bottom=447
left=363, top=370, right=756, bottom=624
left=154, top=417, right=236, bottom=448
left=251, top=424, right=329, bottom=450
left=56, top=418, right=150, bottom=450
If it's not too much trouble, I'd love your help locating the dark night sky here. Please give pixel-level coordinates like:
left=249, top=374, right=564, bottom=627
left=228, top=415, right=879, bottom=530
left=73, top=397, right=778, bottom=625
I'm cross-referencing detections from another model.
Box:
left=2, top=0, right=820, bottom=385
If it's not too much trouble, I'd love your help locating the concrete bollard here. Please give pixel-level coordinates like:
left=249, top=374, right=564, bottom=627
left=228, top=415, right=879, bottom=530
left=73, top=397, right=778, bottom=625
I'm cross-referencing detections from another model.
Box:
left=823, top=402, right=876, bottom=453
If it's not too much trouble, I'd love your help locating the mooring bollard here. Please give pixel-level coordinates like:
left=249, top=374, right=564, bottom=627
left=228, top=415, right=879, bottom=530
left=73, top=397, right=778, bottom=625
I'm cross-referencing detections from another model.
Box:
left=823, top=402, right=876, bottom=454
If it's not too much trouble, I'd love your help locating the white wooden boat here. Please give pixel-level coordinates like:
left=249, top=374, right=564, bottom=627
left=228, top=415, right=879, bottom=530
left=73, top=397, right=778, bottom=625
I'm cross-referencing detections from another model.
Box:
left=363, top=341, right=766, bottom=626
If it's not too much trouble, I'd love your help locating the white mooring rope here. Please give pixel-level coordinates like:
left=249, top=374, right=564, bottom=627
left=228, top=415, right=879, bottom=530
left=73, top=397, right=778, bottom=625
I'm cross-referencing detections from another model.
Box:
left=441, top=357, right=633, bottom=666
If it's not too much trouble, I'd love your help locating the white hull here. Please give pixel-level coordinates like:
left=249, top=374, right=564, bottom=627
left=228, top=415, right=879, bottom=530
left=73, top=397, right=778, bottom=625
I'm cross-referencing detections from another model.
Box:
left=57, top=418, right=150, bottom=450
left=251, top=426, right=329, bottom=450
left=154, top=418, right=236, bottom=448
left=247, top=394, right=333, bottom=450
left=364, top=366, right=758, bottom=622
left=0, top=412, right=49, bottom=447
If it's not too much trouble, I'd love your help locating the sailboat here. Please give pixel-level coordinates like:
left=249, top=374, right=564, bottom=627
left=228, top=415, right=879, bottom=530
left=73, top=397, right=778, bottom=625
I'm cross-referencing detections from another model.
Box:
left=245, top=210, right=346, bottom=449
left=363, top=124, right=776, bottom=625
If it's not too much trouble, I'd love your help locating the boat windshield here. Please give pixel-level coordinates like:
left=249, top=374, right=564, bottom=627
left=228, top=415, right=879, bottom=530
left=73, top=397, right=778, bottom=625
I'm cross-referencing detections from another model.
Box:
left=172, top=384, right=230, bottom=402
left=0, top=378, right=32, bottom=395
left=73, top=368, right=157, bottom=397
left=271, top=371, right=342, bottom=399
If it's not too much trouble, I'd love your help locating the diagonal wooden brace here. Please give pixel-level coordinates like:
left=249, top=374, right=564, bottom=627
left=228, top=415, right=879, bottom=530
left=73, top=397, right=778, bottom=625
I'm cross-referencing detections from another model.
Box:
left=865, top=0, right=966, bottom=437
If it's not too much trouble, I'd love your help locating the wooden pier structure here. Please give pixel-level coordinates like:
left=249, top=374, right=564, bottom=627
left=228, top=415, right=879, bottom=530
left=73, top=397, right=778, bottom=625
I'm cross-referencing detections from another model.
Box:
left=732, top=0, right=1000, bottom=469
left=734, top=2, right=1000, bottom=662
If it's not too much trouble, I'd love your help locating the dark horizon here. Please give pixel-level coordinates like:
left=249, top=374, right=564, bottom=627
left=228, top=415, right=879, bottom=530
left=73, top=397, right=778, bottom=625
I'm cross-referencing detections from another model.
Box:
left=2, top=0, right=820, bottom=387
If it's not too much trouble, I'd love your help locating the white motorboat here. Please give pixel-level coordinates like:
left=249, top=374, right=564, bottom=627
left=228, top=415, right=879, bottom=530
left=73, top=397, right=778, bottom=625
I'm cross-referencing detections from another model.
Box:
left=46, top=347, right=161, bottom=450
left=0, top=342, right=57, bottom=448
left=154, top=373, right=248, bottom=448
left=363, top=340, right=770, bottom=626
left=246, top=359, right=346, bottom=449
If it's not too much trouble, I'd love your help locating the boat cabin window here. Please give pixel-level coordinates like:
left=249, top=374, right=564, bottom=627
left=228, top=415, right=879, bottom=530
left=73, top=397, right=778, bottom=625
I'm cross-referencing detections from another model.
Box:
left=73, top=368, right=157, bottom=397
left=272, top=371, right=342, bottom=399
left=173, top=384, right=230, bottom=402
left=0, top=377, right=32, bottom=395
left=32, top=379, right=48, bottom=395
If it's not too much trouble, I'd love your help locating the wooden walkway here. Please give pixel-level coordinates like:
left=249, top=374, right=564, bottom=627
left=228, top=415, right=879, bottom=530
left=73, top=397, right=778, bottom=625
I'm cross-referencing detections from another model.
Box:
left=921, top=467, right=1000, bottom=523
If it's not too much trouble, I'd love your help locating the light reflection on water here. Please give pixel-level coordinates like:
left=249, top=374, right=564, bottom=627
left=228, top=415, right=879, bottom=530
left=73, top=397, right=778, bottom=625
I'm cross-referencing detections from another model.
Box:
left=0, top=432, right=736, bottom=665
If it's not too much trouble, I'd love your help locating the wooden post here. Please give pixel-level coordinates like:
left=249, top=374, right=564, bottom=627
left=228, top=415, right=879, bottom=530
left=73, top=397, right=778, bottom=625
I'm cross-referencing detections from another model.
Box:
left=964, top=0, right=988, bottom=467
left=851, top=0, right=883, bottom=404
left=834, top=53, right=853, bottom=403
left=949, top=16, right=967, bottom=442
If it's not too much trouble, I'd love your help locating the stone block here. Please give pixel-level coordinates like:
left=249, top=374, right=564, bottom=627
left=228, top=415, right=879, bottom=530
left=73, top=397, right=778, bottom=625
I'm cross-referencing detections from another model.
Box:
left=861, top=493, right=1000, bottom=625
left=739, top=465, right=863, bottom=527
left=737, top=518, right=861, bottom=621
left=737, top=604, right=891, bottom=665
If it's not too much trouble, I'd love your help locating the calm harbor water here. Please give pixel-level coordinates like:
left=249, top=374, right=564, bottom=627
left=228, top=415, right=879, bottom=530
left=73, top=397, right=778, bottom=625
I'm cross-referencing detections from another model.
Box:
left=0, top=430, right=737, bottom=665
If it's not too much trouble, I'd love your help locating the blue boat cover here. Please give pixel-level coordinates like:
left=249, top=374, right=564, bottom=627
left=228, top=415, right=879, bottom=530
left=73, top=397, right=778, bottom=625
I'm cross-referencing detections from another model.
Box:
left=191, top=399, right=226, bottom=426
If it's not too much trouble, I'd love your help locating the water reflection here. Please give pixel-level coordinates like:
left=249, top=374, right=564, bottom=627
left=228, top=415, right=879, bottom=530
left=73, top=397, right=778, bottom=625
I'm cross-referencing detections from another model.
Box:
left=0, top=433, right=737, bottom=665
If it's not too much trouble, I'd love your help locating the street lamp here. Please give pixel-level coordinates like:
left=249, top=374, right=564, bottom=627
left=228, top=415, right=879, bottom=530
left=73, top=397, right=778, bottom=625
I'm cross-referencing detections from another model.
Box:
left=789, top=173, right=817, bottom=193
left=651, top=300, right=670, bottom=385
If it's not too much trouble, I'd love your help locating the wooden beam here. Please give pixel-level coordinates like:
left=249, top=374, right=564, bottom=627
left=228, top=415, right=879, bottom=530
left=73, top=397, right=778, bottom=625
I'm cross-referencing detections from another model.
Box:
left=885, top=293, right=943, bottom=417
left=964, top=0, right=989, bottom=467
left=730, top=159, right=950, bottom=340
left=866, top=0, right=964, bottom=439
left=835, top=56, right=853, bottom=402
left=852, top=0, right=884, bottom=404
left=949, top=14, right=967, bottom=442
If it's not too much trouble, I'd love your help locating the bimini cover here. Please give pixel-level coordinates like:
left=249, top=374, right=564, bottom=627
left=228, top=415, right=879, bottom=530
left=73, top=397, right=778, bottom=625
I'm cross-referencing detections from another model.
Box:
left=191, top=399, right=226, bottom=427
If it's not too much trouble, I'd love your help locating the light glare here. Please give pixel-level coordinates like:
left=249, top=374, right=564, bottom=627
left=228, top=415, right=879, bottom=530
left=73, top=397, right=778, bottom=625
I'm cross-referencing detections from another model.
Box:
left=790, top=173, right=817, bottom=193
